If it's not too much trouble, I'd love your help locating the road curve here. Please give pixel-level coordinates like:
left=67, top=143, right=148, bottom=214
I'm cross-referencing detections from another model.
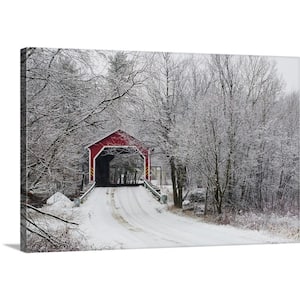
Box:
left=79, top=186, right=289, bottom=250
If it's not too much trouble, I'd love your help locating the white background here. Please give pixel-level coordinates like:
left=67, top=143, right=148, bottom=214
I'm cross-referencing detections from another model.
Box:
left=0, top=1, right=299, bottom=299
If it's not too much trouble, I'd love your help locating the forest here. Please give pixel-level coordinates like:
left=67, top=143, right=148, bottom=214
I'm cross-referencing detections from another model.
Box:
left=21, top=48, right=299, bottom=218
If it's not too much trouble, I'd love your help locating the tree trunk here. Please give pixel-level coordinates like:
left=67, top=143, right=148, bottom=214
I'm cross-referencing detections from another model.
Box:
left=170, top=156, right=179, bottom=207
left=214, top=150, right=222, bottom=214
left=176, top=165, right=186, bottom=209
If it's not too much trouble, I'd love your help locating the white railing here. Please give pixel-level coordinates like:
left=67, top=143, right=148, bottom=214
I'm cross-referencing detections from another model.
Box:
left=79, top=182, right=95, bottom=203
left=143, top=180, right=167, bottom=204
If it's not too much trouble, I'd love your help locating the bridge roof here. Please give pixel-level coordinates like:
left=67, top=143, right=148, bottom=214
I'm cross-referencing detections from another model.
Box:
left=86, top=129, right=149, bottom=153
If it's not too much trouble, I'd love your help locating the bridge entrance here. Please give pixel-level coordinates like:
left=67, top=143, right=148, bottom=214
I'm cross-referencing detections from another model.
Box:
left=95, top=147, right=145, bottom=187
left=87, top=129, right=150, bottom=187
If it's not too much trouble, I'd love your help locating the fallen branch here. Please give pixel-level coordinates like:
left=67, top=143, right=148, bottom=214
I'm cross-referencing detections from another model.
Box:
left=22, top=213, right=62, bottom=245
left=21, top=223, right=57, bottom=246
left=22, top=203, right=79, bottom=225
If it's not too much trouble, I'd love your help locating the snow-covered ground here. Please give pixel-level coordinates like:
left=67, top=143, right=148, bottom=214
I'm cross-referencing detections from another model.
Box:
left=78, top=186, right=293, bottom=250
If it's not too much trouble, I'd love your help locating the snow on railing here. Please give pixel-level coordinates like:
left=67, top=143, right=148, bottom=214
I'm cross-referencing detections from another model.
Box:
left=143, top=180, right=167, bottom=204
left=79, top=182, right=95, bottom=203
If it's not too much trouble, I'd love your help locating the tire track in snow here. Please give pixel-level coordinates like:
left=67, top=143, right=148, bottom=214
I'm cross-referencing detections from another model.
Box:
left=109, top=188, right=142, bottom=232
left=130, top=187, right=197, bottom=240
left=114, top=187, right=184, bottom=246
left=108, top=187, right=179, bottom=247
left=127, top=187, right=224, bottom=245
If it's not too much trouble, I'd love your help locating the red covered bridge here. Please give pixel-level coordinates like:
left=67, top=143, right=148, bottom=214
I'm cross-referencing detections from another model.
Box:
left=86, top=129, right=151, bottom=187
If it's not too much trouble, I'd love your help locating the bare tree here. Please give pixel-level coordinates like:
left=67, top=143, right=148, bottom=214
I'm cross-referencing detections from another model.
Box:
left=22, top=48, right=144, bottom=202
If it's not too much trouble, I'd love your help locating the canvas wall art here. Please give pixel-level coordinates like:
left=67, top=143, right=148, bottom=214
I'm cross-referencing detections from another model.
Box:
left=21, top=47, right=300, bottom=252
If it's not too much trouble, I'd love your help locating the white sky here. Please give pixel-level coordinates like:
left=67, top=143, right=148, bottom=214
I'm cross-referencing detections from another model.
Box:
left=273, top=56, right=299, bottom=93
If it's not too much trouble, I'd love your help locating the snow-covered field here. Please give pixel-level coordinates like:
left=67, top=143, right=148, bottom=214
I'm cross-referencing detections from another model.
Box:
left=78, top=186, right=293, bottom=250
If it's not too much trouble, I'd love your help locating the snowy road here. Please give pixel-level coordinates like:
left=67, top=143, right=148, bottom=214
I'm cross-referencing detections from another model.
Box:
left=79, top=186, right=288, bottom=249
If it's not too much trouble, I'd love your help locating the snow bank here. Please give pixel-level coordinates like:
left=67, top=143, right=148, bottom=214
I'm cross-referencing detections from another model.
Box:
left=25, top=192, right=86, bottom=252
left=46, top=192, right=73, bottom=209
left=233, top=212, right=300, bottom=240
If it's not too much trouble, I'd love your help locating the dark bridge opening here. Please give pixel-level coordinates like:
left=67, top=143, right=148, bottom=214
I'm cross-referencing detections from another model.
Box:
left=95, top=147, right=144, bottom=187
